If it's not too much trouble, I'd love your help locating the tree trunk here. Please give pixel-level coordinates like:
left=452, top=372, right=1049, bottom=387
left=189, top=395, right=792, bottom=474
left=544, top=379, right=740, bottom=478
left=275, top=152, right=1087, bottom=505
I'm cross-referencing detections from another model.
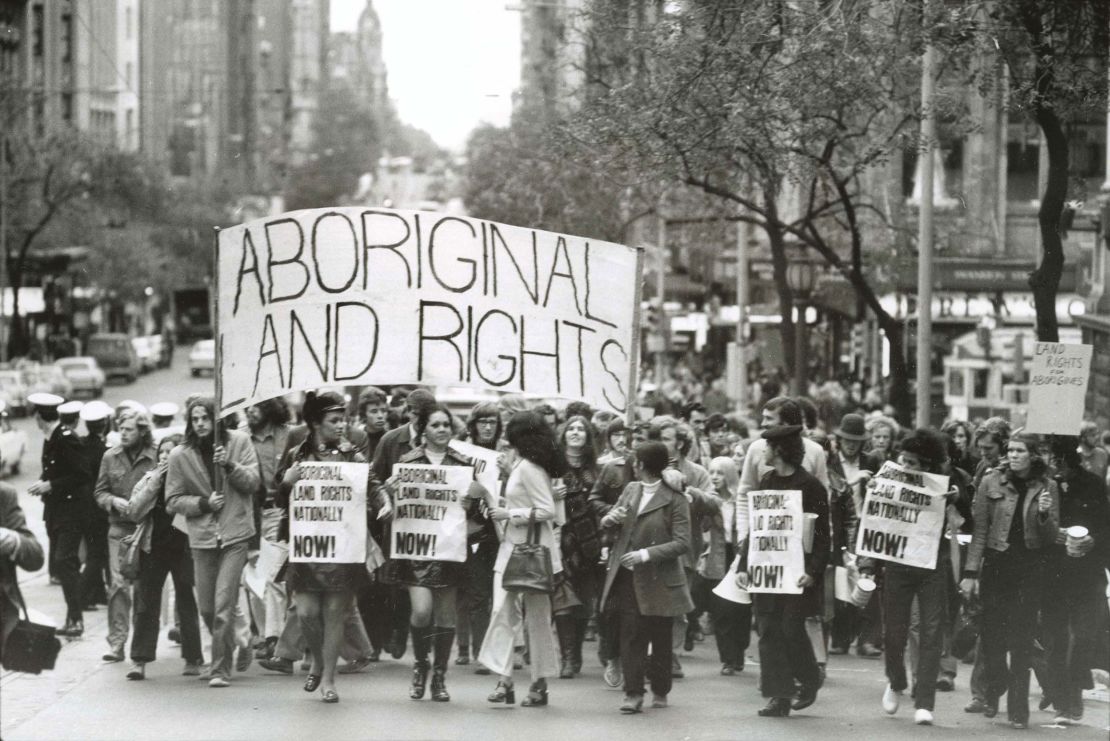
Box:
left=7, top=257, right=25, bottom=358
left=1028, top=104, right=1067, bottom=344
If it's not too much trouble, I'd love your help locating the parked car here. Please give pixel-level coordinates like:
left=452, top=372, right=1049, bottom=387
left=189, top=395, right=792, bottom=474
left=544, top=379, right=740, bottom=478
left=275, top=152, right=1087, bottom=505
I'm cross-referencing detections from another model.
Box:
left=22, top=364, right=73, bottom=399
left=189, top=339, right=215, bottom=376
left=86, top=333, right=141, bottom=383
left=0, top=371, right=28, bottom=417
left=148, top=334, right=171, bottom=368
left=54, top=356, right=106, bottom=398
left=0, top=412, right=26, bottom=476
left=131, top=336, right=156, bottom=373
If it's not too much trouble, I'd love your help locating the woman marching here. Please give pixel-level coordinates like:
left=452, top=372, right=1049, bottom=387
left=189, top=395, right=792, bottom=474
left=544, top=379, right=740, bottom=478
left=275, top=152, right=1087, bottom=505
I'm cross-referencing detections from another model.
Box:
left=705, top=456, right=750, bottom=675
left=960, top=432, right=1059, bottom=729
left=479, top=411, right=566, bottom=707
left=378, top=402, right=488, bottom=703
left=276, top=392, right=376, bottom=703
left=553, top=415, right=604, bottom=679
left=857, top=429, right=972, bottom=726
left=736, top=423, right=830, bottom=717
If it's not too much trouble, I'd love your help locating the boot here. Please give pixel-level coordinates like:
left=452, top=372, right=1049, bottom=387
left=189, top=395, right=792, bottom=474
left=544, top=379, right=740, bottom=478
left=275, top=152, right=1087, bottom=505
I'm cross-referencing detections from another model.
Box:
left=430, top=627, right=454, bottom=702
left=554, top=614, right=575, bottom=678
left=409, top=625, right=431, bottom=700
left=571, top=617, right=587, bottom=675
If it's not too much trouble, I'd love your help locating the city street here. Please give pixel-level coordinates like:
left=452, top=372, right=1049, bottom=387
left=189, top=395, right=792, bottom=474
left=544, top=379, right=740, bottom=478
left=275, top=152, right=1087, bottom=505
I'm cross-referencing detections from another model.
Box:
left=0, top=353, right=1106, bottom=739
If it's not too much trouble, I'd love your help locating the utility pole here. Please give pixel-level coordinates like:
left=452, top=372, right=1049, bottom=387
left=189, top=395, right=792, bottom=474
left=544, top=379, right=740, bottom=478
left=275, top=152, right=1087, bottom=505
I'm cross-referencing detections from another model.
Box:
left=734, top=207, right=751, bottom=414
left=915, top=5, right=936, bottom=428
left=654, top=212, right=667, bottom=385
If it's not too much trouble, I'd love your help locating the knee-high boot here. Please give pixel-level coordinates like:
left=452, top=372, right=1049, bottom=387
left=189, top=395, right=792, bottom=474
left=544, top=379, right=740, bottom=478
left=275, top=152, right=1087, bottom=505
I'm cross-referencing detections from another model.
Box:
left=431, top=627, right=454, bottom=702
left=554, top=614, right=576, bottom=678
left=409, top=625, right=431, bottom=700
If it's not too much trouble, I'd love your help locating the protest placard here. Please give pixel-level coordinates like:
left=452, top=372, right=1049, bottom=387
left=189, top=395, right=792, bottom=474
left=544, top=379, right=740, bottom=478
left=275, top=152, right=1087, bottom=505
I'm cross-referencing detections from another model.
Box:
left=746, top=489, right=805, bottom=595
left=1024, top=342, right=1093, bottom=436
left=215, top=208, right=640, bottom=418
left=391, top=463, right=472, bottom=562
left=855, top=461, right=948, bottom=570
left=289, top=462, right=368, bottom=563
left=448, top=439, right=500, bottom=509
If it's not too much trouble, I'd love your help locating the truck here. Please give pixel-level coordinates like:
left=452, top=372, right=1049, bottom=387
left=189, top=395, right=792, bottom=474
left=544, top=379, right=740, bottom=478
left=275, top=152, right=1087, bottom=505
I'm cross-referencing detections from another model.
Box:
left=173, top=287, right=212, bottom=343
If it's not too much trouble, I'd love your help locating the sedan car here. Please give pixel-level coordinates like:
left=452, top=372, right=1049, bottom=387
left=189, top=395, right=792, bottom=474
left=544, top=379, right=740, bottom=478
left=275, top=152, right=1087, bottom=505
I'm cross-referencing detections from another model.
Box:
left=189, top=339, right=215, bottom=376
left=22, top=364, right=73, bottom=399
left=54, top=356, right=106, bottom=398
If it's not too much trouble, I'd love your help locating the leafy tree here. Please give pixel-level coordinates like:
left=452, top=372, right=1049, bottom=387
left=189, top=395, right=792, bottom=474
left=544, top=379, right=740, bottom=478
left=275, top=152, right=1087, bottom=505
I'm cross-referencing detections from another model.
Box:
left=1, top=129, right=162, bottom=354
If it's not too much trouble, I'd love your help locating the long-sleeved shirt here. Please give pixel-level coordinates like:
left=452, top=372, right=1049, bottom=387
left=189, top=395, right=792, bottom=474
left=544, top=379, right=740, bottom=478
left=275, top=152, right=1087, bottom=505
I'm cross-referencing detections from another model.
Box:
left=94, top=444, right=157, bottom=532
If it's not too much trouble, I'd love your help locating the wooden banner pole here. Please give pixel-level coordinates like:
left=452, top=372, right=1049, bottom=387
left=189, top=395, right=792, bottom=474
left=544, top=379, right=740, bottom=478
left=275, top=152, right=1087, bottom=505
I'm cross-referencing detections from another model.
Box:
left=625, top=245, right=646, bottom=429
left=212, top=226, right=224, bottom=493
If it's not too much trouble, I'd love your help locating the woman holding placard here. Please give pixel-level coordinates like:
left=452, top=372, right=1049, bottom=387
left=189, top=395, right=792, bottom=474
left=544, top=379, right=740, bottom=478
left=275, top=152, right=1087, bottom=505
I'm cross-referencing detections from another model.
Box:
left=960, top=432, right=1059, bottom=730
left=857, top=429, right=971, bottom=726
left=736, top=424, right=830, bottom=718
left=479, top=411, right=565, bottom=708
left=275, top=391, right=374, bottom=703
left=378, top=403, right=488, bottom=703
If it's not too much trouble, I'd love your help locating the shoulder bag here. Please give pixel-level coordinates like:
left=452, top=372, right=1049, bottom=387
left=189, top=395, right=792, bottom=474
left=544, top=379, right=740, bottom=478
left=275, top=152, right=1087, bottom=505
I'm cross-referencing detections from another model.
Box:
left=502, top=508, right=554, bottom=594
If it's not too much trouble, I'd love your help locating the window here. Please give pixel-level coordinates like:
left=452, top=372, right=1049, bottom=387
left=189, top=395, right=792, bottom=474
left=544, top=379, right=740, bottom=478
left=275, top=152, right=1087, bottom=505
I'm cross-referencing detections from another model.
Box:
left=972, top=368, right=990, bottom=400
left=126, top=62, right=133, bottom=88
left=60, top=12, right=72, bottom=64
left=947, top=368, right=965, bottom=398
left=1007, top=141, right=1039, bottom=202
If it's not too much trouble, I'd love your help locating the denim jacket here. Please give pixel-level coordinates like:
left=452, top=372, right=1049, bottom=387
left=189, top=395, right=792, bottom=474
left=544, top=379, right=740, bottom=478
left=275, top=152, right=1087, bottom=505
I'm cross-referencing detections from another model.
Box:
left=964, top=464, right=1059, bottom=575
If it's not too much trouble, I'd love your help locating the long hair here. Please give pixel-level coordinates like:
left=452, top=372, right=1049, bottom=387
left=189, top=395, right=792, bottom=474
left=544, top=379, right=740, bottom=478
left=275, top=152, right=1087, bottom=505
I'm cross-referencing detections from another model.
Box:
left=466, top=401, right=502, bottom=450
left=506, top=411, right=565, bottom=478
left=768, top=434, right=805, bottom=468
left=157, top=432, right=184, bottom=460
left=184, top=397, right=225, bottom=449
left=117, top=408, right=154, bottom=450
left=708, top=456, right=740, bottom=497
left=559, top=414, right=598, bottom=469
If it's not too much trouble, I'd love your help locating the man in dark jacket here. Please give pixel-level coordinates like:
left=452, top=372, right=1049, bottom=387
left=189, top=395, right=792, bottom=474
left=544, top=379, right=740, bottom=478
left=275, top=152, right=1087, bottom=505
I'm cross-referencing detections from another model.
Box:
left=27, top=393, right=88, bottom=637
left=1, top=479, right=45, bottom=657
left=1042, top=436, right=1110, bottom=725
left=79, top=402, right=112, bottom=611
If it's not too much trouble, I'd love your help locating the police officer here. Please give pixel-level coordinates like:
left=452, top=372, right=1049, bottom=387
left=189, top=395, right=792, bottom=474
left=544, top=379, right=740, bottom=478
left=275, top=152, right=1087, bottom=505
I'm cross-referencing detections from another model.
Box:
left=58, top=400, right=83, bottom=430
left=79, top=401, right=113, bottom=610
left=27, top=392, right=90, bottom=637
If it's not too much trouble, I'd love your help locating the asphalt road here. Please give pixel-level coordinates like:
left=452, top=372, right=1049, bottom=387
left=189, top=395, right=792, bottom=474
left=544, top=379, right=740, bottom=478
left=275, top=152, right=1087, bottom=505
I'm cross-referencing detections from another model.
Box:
left=0, top=355, right=1106, bottom=740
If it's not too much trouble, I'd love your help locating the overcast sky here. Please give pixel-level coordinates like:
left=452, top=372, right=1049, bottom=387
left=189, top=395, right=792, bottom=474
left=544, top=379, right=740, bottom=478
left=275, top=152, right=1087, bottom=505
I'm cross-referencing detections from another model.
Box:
left=330, top=0, right=521, bottom=151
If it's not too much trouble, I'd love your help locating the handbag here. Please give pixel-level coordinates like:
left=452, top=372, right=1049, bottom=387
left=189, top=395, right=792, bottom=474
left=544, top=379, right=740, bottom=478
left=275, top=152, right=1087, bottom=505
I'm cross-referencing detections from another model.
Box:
left=2, top=605, right=62, bottom=675
left=501, top=508, right=554, bottom=594
left=118, top=521, right=148, bottom=582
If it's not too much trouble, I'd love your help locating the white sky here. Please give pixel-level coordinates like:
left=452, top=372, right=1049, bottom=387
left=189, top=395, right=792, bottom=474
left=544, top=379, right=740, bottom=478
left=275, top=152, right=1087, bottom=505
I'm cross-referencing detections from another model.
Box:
left=330, top=0, right=521, bottom=151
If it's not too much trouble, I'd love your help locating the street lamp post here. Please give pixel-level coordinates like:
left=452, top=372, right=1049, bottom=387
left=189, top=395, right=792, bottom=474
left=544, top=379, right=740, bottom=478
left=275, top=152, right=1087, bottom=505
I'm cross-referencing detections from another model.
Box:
left=786, top=256, right=817, bottom=397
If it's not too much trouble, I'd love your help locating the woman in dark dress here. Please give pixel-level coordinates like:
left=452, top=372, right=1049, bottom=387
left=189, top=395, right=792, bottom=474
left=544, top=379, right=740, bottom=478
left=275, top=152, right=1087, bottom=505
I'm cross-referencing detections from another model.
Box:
left=277, top=392, right=373, bottom=703
left=554, top=415, right=603, bottom=678
left=378, top=404, right=487, bottom=703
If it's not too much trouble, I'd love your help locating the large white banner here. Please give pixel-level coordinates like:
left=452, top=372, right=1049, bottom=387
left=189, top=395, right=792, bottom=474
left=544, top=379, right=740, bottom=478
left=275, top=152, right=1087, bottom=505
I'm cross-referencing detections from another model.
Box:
left=747, top=489, right=805, bottom=595
left=855, top=461, right=948, bottom=570
left=289, top=462, right=368, bottom=564
left=216, top=208, right=640, bottom=417
left=1024, top=342, right=1092, bottom=436
left=391, top=463, right=471, bottom=563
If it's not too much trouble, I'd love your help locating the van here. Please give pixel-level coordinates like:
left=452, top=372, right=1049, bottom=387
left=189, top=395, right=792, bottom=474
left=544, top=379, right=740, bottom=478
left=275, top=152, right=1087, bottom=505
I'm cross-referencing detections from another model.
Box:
left=85, top=333, right=141, bottom=384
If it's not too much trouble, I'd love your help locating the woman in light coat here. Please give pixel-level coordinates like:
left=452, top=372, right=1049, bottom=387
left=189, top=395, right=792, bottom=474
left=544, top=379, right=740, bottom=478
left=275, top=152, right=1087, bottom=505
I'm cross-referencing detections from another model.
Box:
left=165, top=397, right=260, bottom=688
left=480, top=411, right=566, bottom=707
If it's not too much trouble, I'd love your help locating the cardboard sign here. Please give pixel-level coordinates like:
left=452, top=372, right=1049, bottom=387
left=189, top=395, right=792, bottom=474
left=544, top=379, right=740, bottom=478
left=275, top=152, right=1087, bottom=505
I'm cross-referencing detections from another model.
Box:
left=855, top=461, right=948, bottom=570
left=746, top=489, right=805, bottom=595
left=448, top=439, right=500, bottom=509
left=391, top=463, right=471, bottom=562
left=289, top=462, right=368, bottom=564
left=216, top=207, right=639, bottom=417
left=1025, top=342, right=1093, bottom=436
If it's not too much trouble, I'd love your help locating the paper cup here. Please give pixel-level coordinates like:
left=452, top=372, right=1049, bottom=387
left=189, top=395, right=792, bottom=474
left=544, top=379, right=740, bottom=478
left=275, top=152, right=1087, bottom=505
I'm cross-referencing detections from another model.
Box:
left=802, top=513, right=818, bottom=554
left=848, top=577, right=876, bottom=608
left=1066, top=525, right=1089, bottom=557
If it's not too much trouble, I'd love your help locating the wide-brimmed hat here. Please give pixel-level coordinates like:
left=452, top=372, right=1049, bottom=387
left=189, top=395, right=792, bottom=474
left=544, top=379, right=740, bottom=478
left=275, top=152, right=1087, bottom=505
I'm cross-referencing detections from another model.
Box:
left=835, top=413, right=869, bottom=441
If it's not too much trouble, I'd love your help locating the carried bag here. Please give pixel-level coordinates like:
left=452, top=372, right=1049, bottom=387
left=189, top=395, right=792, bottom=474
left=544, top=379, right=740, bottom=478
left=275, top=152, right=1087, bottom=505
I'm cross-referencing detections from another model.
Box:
left=2, top=605, right=62, bottom=675
left=118, top=521, right=149, bottom=581
left=502, top=509, right=554, bottom=594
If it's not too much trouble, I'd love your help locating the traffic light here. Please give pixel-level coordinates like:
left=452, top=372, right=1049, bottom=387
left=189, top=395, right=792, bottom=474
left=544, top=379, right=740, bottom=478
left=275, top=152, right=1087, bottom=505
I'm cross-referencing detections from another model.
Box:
left=850, top=324, right=865, bottom=358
